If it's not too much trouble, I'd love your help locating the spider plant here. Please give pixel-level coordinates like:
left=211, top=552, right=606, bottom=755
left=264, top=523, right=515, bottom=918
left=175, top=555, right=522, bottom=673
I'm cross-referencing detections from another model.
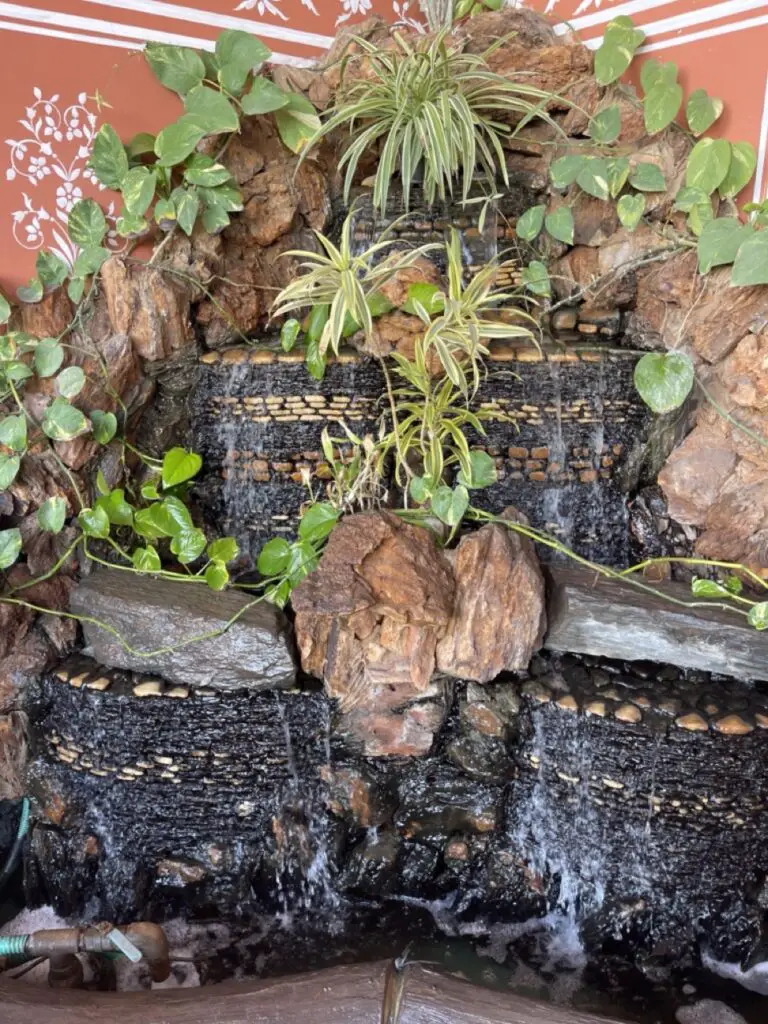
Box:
left=305, top=31, right=562, bottom=213
left=379, top=336, right=499, bottom=494
left=271, top=211, right=437, bottom=357
left=412, top=229, right=539, bottom=394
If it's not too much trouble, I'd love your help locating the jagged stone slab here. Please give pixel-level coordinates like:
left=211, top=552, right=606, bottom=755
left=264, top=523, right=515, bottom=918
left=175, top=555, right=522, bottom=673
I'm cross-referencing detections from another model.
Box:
left=70, top=570, right=296, bottom=692
left=545, top=566, right=768, bottom=681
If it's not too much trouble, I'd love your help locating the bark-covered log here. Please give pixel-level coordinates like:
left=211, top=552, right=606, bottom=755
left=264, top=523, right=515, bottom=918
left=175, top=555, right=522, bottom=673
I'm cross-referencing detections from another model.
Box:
left=0, top=961, right=631, bottom=1024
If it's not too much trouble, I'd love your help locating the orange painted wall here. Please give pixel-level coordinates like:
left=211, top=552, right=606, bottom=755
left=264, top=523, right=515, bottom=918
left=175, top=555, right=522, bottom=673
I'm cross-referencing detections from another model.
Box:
left=2, top=0, right=767, bottom=294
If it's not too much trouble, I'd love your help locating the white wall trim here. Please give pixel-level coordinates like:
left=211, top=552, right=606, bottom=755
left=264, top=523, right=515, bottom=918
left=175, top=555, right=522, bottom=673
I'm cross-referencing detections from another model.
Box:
left=566, top=0, right=767, bottom=34
left=635, top=11, right=768, bottom=49
left=81, top=0, right=334, bottom=50
left=754, top=72, right=768, bottom=202
left=0, top=10, right=311, bottom=63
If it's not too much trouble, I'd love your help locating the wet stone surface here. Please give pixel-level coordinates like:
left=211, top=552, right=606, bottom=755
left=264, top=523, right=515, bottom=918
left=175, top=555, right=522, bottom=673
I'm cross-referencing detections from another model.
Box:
left=23, top=652, right=768, bottom=974
left=191, top=343, right=656, bottom=565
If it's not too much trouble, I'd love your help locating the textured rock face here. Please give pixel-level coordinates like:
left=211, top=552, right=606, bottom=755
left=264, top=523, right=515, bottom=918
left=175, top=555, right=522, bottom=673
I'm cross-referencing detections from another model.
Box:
left=293, top=513, right=547, bottom=754
left=292, top=512, right=454, bottom=756
left=70, top=570, right=297, bottom=692
left=436, top=522, right=546, bottom=682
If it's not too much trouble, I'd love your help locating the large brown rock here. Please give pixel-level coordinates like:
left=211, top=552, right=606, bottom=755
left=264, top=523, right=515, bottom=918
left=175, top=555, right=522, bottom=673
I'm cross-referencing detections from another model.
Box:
left=101, top=257, right=194, bottom=361
left=436, top=522, right=546, bottom=682
left=657, top=424, right=737, bottom=526
left=292, top=512, right=454, bottom=755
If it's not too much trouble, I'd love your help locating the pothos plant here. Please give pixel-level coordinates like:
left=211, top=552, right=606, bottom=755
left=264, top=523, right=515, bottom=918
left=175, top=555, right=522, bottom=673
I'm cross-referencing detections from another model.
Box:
left=17, top=30, right=320, bottom=303
left=513, top=15, right=767, bottom=418
left=0, top=27, right=320, bottom=594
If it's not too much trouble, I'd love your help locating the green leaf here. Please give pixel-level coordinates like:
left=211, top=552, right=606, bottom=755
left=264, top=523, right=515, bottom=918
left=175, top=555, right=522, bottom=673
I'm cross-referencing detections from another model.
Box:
left=697, top=218, right=752, bottom=274
left=156, top=496, right=194, bottom=536
left=457, top=450, right=497, bottom=490
left=42, top=398, right=89, bottom=441
left=606, top=156, right=630, bottom=198
left=306, top=304, right=329, bottom=344
left=215, top=28, right=271, bottom=92
left=589, top=105, right=621, bottom=144
left=748, top=602, right=768, bottom=630
left=132, top=545, right=162, bottom=573
left=34, top=338, right=64, bottom=377
left=68, top=198, right=107, bottom=248
left=122, top=166, right=157, bottom=216
left=205, top=563, right=229, bottom=591
left=116, top=211, right=149, bottom=238
left=141, top=482, right=160, bottom=501
left=96, top=488, right=135, bottom=527
left=154, top=197, right=177, bottom=229
left=401, top=283, right=444, bottom=316
left=516, top=204, right=545, bottom=242
left=36, top=251, right=69, bottom=290
left=183, top=154, right=232, bottom=187
left=68, top=278, right=85, bottom=304
left=366, top=291, right=394, bottom=318
left=550, top=155, right=586, bottom=190
left=521, top=260, right=551, bottom=297
left=718, top=142, right=757, bottom=199
left=201, top=202, right=230, bottom=234
left=198, top=183, right=243, bottom=213
left=88, top=124, right=129, bottom=189
left=72, top=246, right=109, bottom=278
left=593, top=18, right=645, bottom=85
left=409, top=476, right=431, bottom=504
left=161, top=447, right=202, bottom=488
left=0, top=294, right=10, bottom=324
left=629, top=162, right=666, bottom=192
left=174, top=188, right=201, bottom=236
left=171, top=526, right=208, bottom=565
left=5, top=362, right=33, bottom=384
left=281, top=318, right=301, bottom=352
left=431, top=484, right=469, bottom=527
left=0, top=455, right=20, bottom=491
left=241, top=78, right=291, bottom=116
left=577, top=158, right=610, bottom=200
left=643, top=82, right=683, bottom=135
left=634, top=351, right=695, bottom=413
left=691, top=578, right=730, bottom=598
left=673, top=186, right=710, bottom=213
left=725, top=575, right=743, bottom=595
left=0, top=415, right=27, bottom=452
left=0, top=528, right=22, bottom=569
left=545, top=206, right=574, bottom=245
left=56, top=366, right=86, bottom=399
left=257, top=537, right=291, bottom=577
left=133, top=507, right=171, bottom=541
left=96, top=469, right=110, bottom=496
left=298, top=502, right=340, bottom=544
left=686, top=138, right=732, bottom=195
left=145, top=42, right=205, bottom=95
left=89, top=409, right=117, bottom=446
left=38, top=496, right=67, bottom=534
left=731, top=232, right=768, bottom=287
left=207, top=537, right=239, bottom=564
left=305, top=343, right=327, bottom=383
left=78, top=505, right=110, bottom=539
left=686, top=88, right=723, bottom=136
left=184, top=85, right=239, bottom=134
left=154, top=116, right=207, bottom=167
left=17, top=278, right=43, bottom=304
left=616, top=193, right=646, bottom=231
left=274, top=92, right=321, bottom=155
left=126, top=132, right=156, bottom=158
left=640, top=58, right=677, bottom=92
left=687, top=201, right=714, bottom=237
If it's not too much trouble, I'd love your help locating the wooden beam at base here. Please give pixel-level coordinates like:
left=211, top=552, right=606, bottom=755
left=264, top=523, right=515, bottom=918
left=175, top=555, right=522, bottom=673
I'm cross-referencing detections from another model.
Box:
left=0, top=961, right=631, bottom=1024
left=545, top=567, right=768, bottom=681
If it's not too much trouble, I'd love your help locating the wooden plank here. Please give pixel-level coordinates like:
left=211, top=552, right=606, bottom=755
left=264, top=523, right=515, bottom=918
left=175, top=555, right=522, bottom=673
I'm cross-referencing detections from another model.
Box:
left=544, top=567, right=768, bottom=681
left=0, top=962, right=631, bottom=1024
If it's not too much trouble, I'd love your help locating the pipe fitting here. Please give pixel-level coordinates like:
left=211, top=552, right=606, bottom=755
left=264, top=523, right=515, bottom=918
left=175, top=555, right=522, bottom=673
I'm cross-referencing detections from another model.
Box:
left=23, top=922, right=170, bottom=983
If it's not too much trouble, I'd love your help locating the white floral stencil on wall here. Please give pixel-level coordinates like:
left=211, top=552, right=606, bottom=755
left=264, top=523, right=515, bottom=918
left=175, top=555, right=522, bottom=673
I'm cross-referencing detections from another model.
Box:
left=5, top=89, right=122, bottom=269
left=235, top=0, right=320, bottom=19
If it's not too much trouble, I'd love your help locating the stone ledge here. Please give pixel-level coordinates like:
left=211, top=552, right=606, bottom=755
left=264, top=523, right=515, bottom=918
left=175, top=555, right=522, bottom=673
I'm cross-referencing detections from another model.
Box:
left=545, top=566, right=768, bottom=683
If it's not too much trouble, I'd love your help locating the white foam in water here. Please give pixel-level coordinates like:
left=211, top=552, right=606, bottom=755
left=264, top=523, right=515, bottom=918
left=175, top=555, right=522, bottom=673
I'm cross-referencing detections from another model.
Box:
left=702, top=954, right=768, bottom=996
left=676, top=999, right=750, bottom=1024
